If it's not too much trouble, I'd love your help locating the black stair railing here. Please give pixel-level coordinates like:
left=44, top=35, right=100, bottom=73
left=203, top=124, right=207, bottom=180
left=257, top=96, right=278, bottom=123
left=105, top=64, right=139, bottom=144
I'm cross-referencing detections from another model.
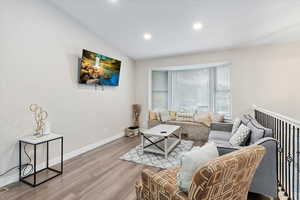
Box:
left=253, top=105, right=300, bottom=200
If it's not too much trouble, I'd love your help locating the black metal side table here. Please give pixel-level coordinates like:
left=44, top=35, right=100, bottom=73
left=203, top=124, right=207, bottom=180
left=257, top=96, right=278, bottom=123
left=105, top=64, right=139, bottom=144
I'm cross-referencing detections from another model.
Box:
left=19, top=133, right=63, bottom=187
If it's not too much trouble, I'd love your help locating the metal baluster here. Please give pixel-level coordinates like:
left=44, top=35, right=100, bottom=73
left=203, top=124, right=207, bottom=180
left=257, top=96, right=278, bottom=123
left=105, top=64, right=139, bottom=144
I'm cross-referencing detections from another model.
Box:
left=288, top=124, right=291, bottom=198
left=276, top=119, right=279, bottom=187
left=279, top=119, right=282, bottom=188
left=297, top=128, right=299, bottom=200
left=275, top=118, right=279, bottom=195
left=292, top=126, right=295, bottom=200
left=273, top=117, right=276, bottom=137
left=285, top=122, right=288, bottom=196
left=282, top=121, right=285, bottom=192
left=256, top=110, right=259, bottom=123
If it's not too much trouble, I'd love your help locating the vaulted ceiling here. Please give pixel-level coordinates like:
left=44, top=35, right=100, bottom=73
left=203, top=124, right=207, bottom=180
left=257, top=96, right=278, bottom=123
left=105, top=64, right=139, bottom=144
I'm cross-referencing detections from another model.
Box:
left=49, top=0, right=300, bottom=59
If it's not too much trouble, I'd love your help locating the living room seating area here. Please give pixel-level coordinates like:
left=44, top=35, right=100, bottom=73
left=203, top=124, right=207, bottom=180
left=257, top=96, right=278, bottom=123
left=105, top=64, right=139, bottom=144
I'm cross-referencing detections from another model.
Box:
left=148, top=111, right=226, bottom=143
left=1, top=1, right=300, bottom=200
left=145, top=110, right=278, bottom=198
left=209, top=114, right=278, bottom=198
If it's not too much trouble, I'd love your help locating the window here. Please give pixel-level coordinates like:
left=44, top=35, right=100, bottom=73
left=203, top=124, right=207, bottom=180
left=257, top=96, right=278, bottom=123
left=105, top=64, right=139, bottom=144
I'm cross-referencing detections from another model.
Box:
left=214, top=66, right=231, bottom=117
left=152, top=71, right=168, bottom=110
left=151, top=64, right=231, bottom=118
left=171, top=68, right=210, bottom=112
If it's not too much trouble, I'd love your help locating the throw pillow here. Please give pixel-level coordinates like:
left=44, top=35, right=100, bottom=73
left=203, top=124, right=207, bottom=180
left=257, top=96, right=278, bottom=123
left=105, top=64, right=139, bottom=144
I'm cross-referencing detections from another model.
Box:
left=229, top=124, right=251, bottom=146
left=248, top=115, right=273, bottom=137
left=169, top=111, right=177, bottom=120
left=159, top=110, right=170, bottom=122
left=231, top=118, right=242, bottom=135
left=240, top=114, right=251, bottom=125
left=193, top=112, right=212, bottom=127
left=247, top=120, right=265, bottom=144
left=176, top=112, right=194, bottom=122
left=177, top=142, right=219, bottom=192
left=149, top=111, right=158, bottom=120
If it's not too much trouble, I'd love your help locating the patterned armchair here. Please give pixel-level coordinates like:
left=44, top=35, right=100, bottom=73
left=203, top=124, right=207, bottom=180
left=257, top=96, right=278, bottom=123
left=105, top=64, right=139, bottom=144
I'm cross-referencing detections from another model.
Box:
left=136, top=145, right=266, bottom=200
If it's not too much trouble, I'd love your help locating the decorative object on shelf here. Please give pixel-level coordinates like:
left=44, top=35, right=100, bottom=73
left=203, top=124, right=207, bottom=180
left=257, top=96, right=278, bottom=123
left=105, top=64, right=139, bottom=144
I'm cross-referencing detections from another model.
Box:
left=29, top=104, right=48, bottom=137
left=132, top=104, right=141, bottom=128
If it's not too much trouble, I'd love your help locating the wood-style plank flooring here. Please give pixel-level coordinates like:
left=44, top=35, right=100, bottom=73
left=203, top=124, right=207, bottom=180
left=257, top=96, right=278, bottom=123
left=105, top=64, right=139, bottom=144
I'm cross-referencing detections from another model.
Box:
left=1, top=136, right=272, bottom=200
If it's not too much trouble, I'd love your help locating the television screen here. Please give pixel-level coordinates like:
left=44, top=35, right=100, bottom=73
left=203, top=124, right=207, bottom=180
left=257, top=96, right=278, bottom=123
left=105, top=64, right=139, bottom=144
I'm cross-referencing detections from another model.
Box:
left=79, top=49, right=121, bottom=86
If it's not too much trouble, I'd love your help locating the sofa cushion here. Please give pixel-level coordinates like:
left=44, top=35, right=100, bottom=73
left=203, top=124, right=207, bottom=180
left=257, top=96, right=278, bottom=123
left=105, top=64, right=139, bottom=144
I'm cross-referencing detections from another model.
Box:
left=194, top=112, right=212, bottom=127
left=177, top=142, right=219, bottom=192
left=247, top=120, right=265, bottom=144
left=167, top=120, right=202, bottom=127
left=209, top=139, right=232, bottom=147
left=210, top=113, right=225, bottom=123
left=209, top=130, right=232, bottom=141
left=229, top=124, right=251, bottom=146
left=159, top=110, right=170, bottom=122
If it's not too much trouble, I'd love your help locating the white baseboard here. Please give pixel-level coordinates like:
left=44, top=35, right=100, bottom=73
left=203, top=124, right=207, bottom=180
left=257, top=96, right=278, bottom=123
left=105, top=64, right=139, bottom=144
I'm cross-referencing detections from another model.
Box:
left=0, top=133, right=124, bottom=188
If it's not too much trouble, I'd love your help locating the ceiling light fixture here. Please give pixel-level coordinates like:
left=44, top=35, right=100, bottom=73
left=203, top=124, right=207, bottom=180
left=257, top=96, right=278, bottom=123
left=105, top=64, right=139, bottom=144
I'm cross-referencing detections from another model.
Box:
left=193, top=22, right=203, bottom=31
left=108, top=0, right=118, bottom=3
left=143, top=33, right=152, bottom=40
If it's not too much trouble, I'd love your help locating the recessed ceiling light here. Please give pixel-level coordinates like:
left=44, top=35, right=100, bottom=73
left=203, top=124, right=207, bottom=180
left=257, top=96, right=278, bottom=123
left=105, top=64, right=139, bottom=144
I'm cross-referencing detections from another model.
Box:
left=193, top=22, right=203, bottom=31
left=143, top=33, right=152, bottom=40
left=108, top=0, right=118, bottom=3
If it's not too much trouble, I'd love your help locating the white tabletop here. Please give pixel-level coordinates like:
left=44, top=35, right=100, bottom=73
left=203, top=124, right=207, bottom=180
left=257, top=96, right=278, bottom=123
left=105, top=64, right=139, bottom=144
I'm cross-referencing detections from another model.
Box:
left=19, top=133, right=63, bottom=144
left=141, top=124, right=181, bottom=137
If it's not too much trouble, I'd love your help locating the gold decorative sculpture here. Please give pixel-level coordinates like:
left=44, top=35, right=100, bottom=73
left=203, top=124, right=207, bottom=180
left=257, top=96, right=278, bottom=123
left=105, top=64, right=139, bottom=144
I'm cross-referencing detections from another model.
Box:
left=132, top=104, right=141, bottom=128
left=29, top=104, right=48, bottom=137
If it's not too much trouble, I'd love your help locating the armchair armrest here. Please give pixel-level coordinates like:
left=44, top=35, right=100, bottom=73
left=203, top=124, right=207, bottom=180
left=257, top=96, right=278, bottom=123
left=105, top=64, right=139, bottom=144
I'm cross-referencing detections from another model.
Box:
left=211, top=122, right=233, bottom=132
left=137, top=169, right=188, bottom=200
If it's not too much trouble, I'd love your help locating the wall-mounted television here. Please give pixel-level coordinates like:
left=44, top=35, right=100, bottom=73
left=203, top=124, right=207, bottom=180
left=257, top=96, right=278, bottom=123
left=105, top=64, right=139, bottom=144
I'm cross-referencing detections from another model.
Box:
left=79, top=49, right=121, bottom=86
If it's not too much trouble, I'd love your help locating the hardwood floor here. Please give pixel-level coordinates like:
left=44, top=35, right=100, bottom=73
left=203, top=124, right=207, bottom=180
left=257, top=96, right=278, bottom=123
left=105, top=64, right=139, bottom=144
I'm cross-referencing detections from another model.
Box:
left=1, top=136, right=272, bottom=200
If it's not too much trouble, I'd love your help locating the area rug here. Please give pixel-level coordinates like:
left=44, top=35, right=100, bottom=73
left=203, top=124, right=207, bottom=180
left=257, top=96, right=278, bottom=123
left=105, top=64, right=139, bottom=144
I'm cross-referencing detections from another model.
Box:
left=120, top=139, right=194, bottom=169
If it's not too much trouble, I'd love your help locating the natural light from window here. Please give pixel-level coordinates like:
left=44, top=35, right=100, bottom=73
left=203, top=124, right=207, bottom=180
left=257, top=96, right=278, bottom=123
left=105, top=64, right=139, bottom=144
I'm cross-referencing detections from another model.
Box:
left=151, top=64, right=231, bottom=118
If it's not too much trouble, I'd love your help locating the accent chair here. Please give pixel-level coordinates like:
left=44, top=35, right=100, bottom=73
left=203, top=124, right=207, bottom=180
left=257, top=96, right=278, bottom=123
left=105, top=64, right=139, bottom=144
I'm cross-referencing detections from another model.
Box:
left=135, top=145, right=266, bottom=200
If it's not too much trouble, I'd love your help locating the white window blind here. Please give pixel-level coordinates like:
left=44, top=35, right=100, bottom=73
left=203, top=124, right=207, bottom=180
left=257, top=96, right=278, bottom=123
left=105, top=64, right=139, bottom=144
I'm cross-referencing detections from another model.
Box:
left=171, top=68, right=210, bottom=112
left=152, top=71, right=168, bottom=110
left=214, top=66, right=231, bottom=117
left=151, top=64, right=231, bottom=118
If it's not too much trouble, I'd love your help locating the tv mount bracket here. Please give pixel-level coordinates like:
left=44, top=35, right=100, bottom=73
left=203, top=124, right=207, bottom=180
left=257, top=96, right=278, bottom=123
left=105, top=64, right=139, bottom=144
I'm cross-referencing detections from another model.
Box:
left=94, top=82, right=104, bottom=91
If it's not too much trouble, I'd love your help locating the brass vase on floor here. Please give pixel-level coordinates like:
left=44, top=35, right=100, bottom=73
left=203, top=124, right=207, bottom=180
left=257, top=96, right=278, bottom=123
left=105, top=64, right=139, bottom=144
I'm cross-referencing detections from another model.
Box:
left=125, top=104, right=141, bottom=137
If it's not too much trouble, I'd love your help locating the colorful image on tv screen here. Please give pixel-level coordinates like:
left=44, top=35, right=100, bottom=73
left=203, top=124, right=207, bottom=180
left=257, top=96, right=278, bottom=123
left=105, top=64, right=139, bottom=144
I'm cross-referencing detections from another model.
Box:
left=79, top=49, right=121, bottom=86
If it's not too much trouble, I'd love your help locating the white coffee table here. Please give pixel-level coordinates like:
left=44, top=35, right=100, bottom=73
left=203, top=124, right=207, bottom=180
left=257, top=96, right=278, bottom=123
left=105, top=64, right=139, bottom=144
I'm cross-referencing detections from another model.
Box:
left=140, top=124, right=182, bottom=158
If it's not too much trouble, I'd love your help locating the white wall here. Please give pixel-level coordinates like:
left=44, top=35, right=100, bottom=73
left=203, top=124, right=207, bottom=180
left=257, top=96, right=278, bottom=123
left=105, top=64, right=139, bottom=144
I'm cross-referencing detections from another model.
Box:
left=136, top=41, right=300, bottom=127
left=0, top=0, right=135, bottom=186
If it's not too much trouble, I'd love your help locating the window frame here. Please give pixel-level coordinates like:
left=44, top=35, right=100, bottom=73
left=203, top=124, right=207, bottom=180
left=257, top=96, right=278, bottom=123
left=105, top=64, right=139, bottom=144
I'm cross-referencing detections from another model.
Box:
left=150, top=63, right=232, bottom=118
